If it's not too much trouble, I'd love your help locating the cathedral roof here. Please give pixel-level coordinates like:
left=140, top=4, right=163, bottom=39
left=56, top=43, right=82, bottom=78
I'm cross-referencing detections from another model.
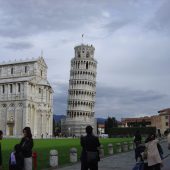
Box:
left=0, top=57, right=47, bottom=67
left=37, top=79, right=51, bottom=87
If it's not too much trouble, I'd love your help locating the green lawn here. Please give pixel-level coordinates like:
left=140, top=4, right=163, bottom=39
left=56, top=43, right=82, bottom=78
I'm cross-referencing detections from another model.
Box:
left=1, top=137, right=132, bottom=170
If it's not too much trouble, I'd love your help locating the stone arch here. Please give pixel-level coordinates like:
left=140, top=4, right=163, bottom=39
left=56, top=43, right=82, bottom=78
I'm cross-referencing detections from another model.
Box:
left=86, top=51, right=90, bottom=58
left=86, top=61, right=88, bottom=69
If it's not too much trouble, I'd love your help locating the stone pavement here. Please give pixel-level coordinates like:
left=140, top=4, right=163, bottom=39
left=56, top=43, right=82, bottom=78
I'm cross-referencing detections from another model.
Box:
left=47, top=141, right=170, bottom=170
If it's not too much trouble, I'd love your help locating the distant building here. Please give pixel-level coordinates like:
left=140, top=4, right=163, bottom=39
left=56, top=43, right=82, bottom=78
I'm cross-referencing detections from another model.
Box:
left=61, top=44, right=97, bottom=136
left=158, top=108, right=170, bottom=134
left=0, top=57, right=53, bottom=138
left=121, top=117, right=151, bottom=127
left=150, top=115, right=161, bottom=134
left=121, top=112, right=169, bottom=135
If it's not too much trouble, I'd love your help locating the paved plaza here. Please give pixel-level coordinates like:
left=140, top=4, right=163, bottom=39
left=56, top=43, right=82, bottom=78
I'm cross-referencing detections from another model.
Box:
left=47, top=141, right=170, bottom=170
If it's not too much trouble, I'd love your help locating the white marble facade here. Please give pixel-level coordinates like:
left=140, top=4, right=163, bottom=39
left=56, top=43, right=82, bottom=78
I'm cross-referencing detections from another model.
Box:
left=61, top=44, right=97, bottom=136
left=0, top=57, right=53, bottom=138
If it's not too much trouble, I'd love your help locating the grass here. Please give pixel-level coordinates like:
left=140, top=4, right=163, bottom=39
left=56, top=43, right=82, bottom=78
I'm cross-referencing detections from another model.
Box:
left=1, top=137, right=132, bottom=170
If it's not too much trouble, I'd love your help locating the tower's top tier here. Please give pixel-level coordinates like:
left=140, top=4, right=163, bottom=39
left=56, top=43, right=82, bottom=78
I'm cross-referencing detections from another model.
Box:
left=74, top=44, right=95, bottom=59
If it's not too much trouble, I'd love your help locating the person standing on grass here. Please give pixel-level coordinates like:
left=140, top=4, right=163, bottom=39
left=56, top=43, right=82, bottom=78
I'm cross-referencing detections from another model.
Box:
left=20, top=127, right=33, bottom=170
left=80, top=125, right=100, bottom=170
left=9, top=144, right=24, bottom=170
left=0, top=130, right=3, bottom=170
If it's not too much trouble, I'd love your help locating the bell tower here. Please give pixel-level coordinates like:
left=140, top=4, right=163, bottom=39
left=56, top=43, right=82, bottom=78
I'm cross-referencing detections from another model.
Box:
left=61, top=44, right=97, bottom=136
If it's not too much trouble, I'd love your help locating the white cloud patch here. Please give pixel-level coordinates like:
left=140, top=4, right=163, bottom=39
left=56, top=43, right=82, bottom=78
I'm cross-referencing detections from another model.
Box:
left=0, top=0, right=170, bottom=119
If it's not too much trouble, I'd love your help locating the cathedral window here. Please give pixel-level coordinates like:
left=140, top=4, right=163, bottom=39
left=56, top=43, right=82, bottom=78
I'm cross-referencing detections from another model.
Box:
left=41, top=70, right=43, bottom=77
left=10, top=84, right=13, bottom=93
left=18, top=83, right=21, bottom=92
left=25, top=66, right=27, bottom=73
left=39, top=88, right=41, bottom=93
left=11, top=67, right=14, bottom=74
left=2, top=85, right=5, bottom=93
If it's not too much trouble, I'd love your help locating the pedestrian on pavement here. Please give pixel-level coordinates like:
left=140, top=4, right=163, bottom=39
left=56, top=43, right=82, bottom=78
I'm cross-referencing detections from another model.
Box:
left=80, top=125, right=100, bottom=170
left=145, top=133, right=162, bottom=170
left=19, top=127, right=33, bottom=170
left=134, top=130, right=142, bottom=147
left=0, top=130, right=3, bottom=170
left=167, top=131, right=170, bottom=150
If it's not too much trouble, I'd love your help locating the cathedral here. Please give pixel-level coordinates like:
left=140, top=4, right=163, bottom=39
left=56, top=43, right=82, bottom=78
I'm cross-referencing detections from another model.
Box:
left=61, top=44, right=97, bottom=136
left=0, top=57, right=53, bottom=138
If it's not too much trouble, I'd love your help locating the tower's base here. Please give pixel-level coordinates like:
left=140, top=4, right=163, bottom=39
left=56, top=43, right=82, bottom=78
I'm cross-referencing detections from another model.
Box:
left=61, top=117, right=97, bottom=137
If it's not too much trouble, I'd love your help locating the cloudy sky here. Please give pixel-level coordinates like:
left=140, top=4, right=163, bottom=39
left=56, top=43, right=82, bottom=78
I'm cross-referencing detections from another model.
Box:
left=0, top=0, right=170, bottom=120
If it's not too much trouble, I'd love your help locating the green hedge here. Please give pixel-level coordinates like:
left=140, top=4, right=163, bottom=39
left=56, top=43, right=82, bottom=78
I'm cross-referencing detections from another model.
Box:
left=107, top=127, right=156, bottom=137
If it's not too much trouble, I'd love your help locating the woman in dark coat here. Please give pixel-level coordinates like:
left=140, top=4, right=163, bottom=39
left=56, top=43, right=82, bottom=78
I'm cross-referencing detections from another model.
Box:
left=20, top=127, right=33, bottom=170
left=80, top=126, right=100, bottom=170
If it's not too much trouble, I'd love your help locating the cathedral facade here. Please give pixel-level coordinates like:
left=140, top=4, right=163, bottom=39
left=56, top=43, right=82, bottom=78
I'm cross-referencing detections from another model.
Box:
left=61, top=44, right=97, bottom=136
left=0, top=57, right=53, bottom=138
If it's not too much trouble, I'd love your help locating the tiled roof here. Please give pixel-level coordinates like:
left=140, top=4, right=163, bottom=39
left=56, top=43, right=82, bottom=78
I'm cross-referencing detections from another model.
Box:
left=158, top=108, right=170, bottom=115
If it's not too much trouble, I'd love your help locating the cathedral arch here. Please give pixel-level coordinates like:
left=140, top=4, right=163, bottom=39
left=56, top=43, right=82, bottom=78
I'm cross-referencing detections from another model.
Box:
left=86, top=52, right=90, bottom=58
left=86, top=62, right=88, bottom=69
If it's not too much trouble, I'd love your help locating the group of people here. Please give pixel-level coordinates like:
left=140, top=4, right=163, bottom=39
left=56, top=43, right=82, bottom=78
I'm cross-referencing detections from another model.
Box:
left=2, top=126, right=167, bottom=170
left=133, top=130, right=164, bottom=170
left=0, top=127, right=33, bottom=170
left=0, top=125, right=99, bottom=170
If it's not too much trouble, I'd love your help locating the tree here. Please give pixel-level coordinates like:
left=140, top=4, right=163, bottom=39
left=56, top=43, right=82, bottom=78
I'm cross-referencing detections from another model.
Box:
left=105, top=116, right=118, bottom=134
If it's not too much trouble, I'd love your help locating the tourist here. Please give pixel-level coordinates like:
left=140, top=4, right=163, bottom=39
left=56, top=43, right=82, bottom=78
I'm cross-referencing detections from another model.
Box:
left=134, top=130, right=142, bottom=147
left=19, top=127, right=33, bottom=170
left=0, top=130, right=3, bottom=170
left=9, top=144, right=24, bottom=170
left=80, top=125, right=100, bottom=170
left=167, top=131, right=170, bottom=150
left=145, top=133, right=162, bottom=170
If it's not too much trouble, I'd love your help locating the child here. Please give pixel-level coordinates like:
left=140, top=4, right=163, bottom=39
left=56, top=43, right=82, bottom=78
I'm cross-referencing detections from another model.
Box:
left=9, top=144, right=24, bottom=170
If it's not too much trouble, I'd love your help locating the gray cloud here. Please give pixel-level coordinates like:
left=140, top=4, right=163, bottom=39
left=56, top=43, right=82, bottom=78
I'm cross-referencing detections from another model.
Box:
left=52, top=82, right=169, bottom=120
left=5, top=42, right=34, bottom=50
left=148, top=0, right=170, bottom=34
left=95, top=85, right=169, bottom=119
left=0, top=0, right=170, bottom=120
left=0, top=0, right=102, bottom=38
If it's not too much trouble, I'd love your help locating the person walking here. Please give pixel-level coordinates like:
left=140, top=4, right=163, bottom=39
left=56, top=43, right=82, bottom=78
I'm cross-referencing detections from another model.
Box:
left=20, top=127, right=33, bottom=170
left=80, top=125, right=100, bottom=170
left=145, top=133, right=162, bottom=170
left=167, top=131, right=170, bottom=150
left=134, top=130, right=142, bottom=148
left=0, top=130, right=3, bottom=170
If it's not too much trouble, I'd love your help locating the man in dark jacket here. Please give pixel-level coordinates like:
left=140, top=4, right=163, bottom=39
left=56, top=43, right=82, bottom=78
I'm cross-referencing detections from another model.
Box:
left=0, top=130, right=3, bottom=170
left=80, top=125, right=100, bottom=170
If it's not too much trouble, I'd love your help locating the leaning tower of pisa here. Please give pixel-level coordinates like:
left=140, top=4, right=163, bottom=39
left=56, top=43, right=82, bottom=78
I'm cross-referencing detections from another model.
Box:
left=61, top=44, right=97, bottom=136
